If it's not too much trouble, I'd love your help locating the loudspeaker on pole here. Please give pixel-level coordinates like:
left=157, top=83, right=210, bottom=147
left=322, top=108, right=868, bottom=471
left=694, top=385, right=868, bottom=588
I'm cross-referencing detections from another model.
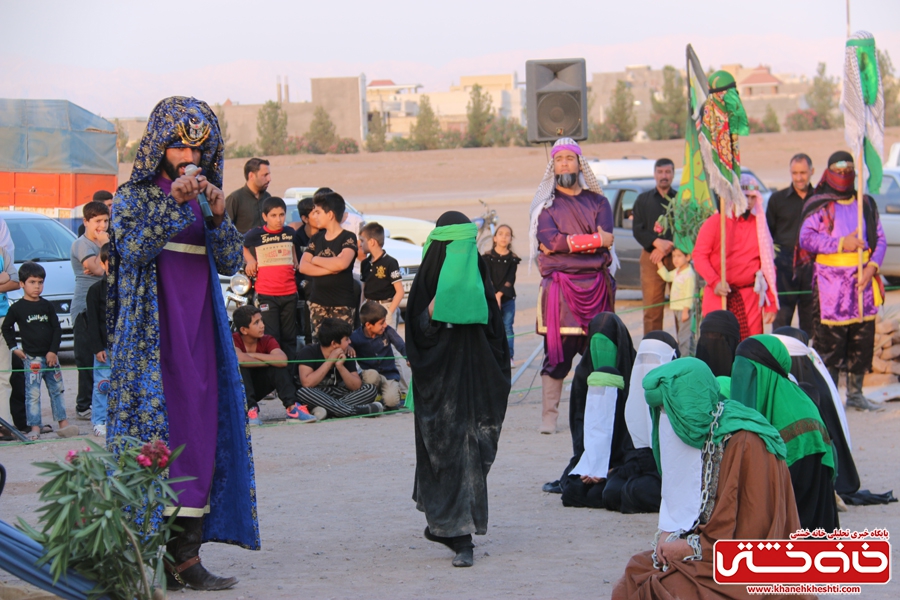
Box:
left=525, top=58, right=588, bottom=143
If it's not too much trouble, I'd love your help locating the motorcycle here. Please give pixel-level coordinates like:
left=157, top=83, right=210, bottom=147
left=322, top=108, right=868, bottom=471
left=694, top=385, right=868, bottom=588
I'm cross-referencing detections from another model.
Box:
left=222, top=269, right=256, bottom=329
left=473, top=199, right=499, bottom=253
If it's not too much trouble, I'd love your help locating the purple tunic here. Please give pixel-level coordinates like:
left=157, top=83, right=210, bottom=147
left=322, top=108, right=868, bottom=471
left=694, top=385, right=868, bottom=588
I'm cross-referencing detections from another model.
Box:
left=154, top=175, right=219, bottom=511
left=798, top=199, right=886, bottom=325
left=536, top=191, right=615, bottom=336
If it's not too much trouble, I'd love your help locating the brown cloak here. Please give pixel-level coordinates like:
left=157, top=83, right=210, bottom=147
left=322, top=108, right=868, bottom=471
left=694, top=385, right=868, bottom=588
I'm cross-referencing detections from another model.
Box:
left=612, top=431, right=813, bottom=600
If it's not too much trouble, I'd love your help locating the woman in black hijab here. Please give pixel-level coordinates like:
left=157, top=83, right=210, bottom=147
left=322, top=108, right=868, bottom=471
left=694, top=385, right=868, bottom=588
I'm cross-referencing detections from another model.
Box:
left=406, top=211, right=511, bottom=568
left=695, top=310, right=741, bottom=377
left=543, top=312, right=635, bottom=507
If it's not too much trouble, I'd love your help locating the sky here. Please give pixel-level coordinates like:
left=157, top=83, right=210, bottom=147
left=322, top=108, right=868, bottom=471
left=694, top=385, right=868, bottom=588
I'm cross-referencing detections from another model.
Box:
left=2, top=0, right=899, bottom=118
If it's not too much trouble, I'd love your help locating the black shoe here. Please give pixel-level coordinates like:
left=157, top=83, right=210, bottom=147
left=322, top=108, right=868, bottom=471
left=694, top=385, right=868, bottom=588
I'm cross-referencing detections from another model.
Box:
left=453, top=545, right=474, bottom=567
left=542, top=480, right=562, bottom=494
left=166, top=517, right=238, bottom=591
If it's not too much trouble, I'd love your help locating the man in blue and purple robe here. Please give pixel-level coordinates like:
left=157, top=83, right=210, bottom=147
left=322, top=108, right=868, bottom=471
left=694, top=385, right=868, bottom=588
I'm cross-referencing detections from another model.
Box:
left=107, top=96, right=259, bottom=591
left=529, top=138, right=616, bottom=435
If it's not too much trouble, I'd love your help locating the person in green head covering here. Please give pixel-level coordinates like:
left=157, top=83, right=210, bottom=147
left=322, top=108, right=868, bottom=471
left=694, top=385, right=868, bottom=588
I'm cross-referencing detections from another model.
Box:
left=731, top=334, right=840, bottom=533
left=613, top=358, right=804, bottom=600
left=406, top=211, right=511, bottom=568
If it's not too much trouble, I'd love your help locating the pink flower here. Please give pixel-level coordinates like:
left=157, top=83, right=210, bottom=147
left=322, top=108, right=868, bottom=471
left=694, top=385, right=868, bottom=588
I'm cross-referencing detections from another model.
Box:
left=137, top=440, right=172, bottom=469
left=653, top=222, right=664, bottom=234
left=65, top=450, right=78, bottom=463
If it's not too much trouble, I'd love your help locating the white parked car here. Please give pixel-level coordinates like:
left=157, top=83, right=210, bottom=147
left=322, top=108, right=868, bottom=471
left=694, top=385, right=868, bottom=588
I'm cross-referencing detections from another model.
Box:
left=282, top=187, right=434, bottom=245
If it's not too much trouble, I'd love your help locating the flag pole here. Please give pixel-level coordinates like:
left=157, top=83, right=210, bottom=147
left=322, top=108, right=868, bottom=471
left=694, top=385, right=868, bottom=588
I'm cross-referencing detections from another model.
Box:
left=857, top=148, right=864, bottom=321
left=720, top=193, right=727, bottom=310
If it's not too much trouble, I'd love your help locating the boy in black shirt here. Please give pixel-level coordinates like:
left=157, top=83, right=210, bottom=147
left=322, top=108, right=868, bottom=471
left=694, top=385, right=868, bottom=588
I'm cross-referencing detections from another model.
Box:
left=294, top=318, right=379, bottom=420
left=291, top=197, right=317, bottom=345
left=85, top=243, right=110, bottom=438
left=1, top=262, right=78, bottom=440
left=359, top=222, right=403, bottom=329
left=298, top=191, right=358, bottom=341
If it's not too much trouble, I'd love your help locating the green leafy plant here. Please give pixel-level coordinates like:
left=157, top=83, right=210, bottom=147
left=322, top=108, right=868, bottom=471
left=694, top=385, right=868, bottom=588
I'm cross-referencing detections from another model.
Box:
left=18, top=438, right=187, bottom=600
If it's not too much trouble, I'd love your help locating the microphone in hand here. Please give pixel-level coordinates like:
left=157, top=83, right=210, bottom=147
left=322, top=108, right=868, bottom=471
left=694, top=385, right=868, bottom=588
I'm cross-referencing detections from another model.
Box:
left=183, top=164, right=215, bottom=226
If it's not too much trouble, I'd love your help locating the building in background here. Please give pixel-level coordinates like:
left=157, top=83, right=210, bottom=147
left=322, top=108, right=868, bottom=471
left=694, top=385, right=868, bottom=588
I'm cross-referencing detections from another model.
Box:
left=590, top=64, right=812, bottom=137
left=365, top=73, right=526, bottom=137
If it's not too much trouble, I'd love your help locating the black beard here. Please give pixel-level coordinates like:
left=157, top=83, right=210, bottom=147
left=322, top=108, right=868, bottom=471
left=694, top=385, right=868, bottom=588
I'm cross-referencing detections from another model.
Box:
left=161, top=157, right=194, bottom=180
left=556, top=173, right=578, bottom=188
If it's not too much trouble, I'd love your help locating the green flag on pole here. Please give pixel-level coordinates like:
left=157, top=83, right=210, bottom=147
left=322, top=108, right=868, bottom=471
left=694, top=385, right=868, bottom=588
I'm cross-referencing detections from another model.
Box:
left=842, top=31, right=885, bottom=193
left=658, top=45, right=715, bottom=254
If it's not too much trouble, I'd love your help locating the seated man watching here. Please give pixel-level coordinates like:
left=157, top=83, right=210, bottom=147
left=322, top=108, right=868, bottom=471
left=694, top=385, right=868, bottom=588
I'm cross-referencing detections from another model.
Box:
left=295, top=317, right=381, bottom=419
left=232, top=305, right=315, bottom=425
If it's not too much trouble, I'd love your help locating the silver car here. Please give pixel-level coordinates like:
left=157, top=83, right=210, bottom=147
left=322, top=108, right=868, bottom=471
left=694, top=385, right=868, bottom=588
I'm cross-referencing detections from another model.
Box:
left=2, top=211, right=77, bottom=350
left=872, top=168, right=900, bottom=277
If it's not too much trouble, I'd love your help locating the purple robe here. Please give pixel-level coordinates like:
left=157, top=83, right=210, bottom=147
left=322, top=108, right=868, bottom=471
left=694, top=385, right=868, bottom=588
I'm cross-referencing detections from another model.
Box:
left=154, top=175, right=219, bottom=512
left=536, top=191, right=615, bottom=337
left=798, top=199, right=886, bottom=325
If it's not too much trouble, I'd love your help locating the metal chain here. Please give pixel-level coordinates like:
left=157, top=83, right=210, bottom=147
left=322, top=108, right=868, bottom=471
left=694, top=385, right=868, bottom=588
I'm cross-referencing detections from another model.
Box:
left=652, top=401, right=725, bottom=570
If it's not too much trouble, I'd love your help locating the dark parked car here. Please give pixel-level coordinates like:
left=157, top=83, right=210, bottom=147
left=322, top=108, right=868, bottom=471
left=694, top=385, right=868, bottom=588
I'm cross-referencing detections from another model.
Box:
left=604, top=179, right=657, bottom=290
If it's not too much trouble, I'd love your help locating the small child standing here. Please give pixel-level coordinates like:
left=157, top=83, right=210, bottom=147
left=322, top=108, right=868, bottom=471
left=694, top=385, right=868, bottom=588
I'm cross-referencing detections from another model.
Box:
left=359, top=222, right=403, bottom=329
left=657, top=246, right=697, bottom=357
left=1, top=262, right=78, bottom=440
left=85, top=243, right=110, bottom=438
left=351, top=302, right=407, bottom=409
left=243, top=196, right=299, bottom=358
left=481, top=224, right=520, bottom=364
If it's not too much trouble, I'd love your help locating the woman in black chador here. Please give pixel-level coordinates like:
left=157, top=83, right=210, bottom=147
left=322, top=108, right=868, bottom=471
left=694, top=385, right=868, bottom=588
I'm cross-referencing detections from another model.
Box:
left=406, top=211, right=511, bottom=568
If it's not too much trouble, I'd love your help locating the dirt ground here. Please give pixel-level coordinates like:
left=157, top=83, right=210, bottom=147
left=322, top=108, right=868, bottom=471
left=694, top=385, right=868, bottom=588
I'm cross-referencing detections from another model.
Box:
left=2, top=131, right=899, bottom=598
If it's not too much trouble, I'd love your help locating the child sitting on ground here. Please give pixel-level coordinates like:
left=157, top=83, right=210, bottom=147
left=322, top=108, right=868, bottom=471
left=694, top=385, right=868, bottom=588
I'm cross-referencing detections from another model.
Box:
left=481, top=224, right=520, bottom=365
left=350, top=301, right=407, bottom=409
left=85, top=243, right=110, bottom=438
left=232, top=305, right=316, bottom=425
left=295, top=317, right=380, bottom=420
left=1, top=262, right=78, bottom=440
left=657, top=245, right=697, bottom=357
left=243, top=196, right=299, bottom=358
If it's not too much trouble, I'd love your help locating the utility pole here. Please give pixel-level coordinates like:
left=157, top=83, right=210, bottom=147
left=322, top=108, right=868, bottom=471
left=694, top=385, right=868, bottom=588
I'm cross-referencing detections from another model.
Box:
left=846, top=0, right=851, bottom=37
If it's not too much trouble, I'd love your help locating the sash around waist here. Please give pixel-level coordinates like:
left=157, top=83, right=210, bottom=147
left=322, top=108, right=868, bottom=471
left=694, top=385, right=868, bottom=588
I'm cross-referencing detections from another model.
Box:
left=163, top=241, right=207, bottom=255
left=815, top=250, right=869, bottom=267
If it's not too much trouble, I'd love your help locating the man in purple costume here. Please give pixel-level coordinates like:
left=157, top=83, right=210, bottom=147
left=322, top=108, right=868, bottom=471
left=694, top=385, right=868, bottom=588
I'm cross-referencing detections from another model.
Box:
left=529, top=138, right=616, bottom=434
left=797, top=150, right=886, bottom=411
left=108, top=97, right=259, bottom=591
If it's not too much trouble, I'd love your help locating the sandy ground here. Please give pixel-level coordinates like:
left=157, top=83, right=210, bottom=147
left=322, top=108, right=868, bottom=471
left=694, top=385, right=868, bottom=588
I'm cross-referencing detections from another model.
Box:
left=2, top=132, right=899, bottom=598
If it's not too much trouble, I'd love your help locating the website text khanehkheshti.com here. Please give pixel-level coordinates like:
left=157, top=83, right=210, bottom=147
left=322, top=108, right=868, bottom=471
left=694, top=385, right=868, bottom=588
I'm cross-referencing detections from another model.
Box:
left=746, top=584, right=862, bottom=595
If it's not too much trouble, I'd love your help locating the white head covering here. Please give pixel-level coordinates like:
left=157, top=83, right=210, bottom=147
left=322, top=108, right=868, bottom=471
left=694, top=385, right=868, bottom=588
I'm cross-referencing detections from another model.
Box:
left=625, top=338, right=678, bottom=449
left=657, top=413, right=704, bottom=533
left=528, top=137, right=604, bottom=264
left=773, top=334, right=852, bottom=449
left=570, top=371, right=622, bottom=479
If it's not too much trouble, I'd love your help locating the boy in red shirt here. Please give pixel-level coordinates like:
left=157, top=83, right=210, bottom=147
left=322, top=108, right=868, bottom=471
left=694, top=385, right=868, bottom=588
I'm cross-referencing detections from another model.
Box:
left=243, top=197, right=299, bottom=358
left=232, top=305, right=315, bottom=425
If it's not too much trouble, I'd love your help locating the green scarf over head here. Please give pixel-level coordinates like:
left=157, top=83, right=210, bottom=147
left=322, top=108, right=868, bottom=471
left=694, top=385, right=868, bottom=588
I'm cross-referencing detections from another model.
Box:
left=643, top=358, right=786, bottom=473
left=731, top=335, right=835, bottom=472
left=716, top=375, right=732, bottom=401
left=590, top=333, right=617, bottom=370
left=422, top=223, right=488, bottom=325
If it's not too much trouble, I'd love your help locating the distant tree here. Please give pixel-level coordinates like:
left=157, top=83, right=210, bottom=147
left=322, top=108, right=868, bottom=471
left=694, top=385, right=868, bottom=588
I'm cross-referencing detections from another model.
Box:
left=113, top=119, right=128, bottom=163
left=230, top=144, right=258, bottom=159
left=439, top=129, right=464, bottom=149
left=366, top=111, right=386, bottom=152
left=256, top=100, right=288, bottom=155
left=600, top=80, right=637, bottom=142
left=410, top=95, right=442, bottom=150
left=385, top=136, right=417, bottom=152
left=805, top=62, right=837, bottom=129
left=762, top=105, right=781, bottom=133
left=465, top=84, right=494, bottom=147
left=212, top=104, right=232, bottom=154
left=647, top=66, right=687, bottom=140
left=485, top=116, right=528, bottom=147
left=124, top=142, right=139, bottom=163
left=879, top=49, right=900, bottom=128
left=305, top=106, right=338, bottom=154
